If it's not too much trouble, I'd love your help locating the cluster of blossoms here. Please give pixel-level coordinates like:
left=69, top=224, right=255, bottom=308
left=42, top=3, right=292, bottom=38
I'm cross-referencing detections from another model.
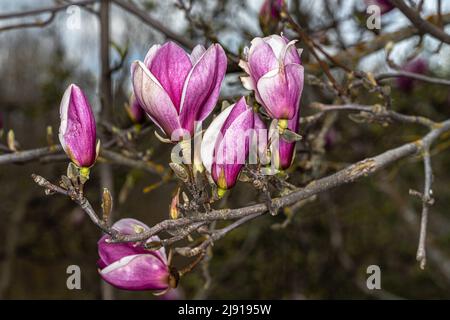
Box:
left=54, top=0, right=430, bottom=295
left=59, top=35, right=304, bottom=198
left=57, top=8, right=304, bottom=290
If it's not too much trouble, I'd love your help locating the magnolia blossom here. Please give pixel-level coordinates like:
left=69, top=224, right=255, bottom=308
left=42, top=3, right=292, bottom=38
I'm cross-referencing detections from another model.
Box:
left=365, top=0, right=394, bottom=14
left=125, top=93, right=146, bottom=124
left=239, top=35, right=304, bottom=127
left=269, top=100, right=300, bottom=171
left=259, top=0, right=285, bottom=35
left=132, top=41, right=227, bottom=141
left=59, top=84, right=98, bottom=168
left=396, top=58, right=428, bottom=92
left=201, top=97, right=265, bottom=196
left=98, top=218, right=174, bottom=292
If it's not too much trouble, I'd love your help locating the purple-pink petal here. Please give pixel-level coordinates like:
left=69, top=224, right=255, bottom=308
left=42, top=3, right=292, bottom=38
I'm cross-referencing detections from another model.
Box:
left=257, top=63, right=304, bottom=120
left=100, top=218, right=167, bottom=264
left=99, top=254, right=169, bottom=291
left=59, top=84, right=97, bottom=167
left=132, top=61, right=182, bottom=137
left=98, top=235, right=149, bottom=267
left=278, top=102, right=300, bottom=170
left=148, top=42, right=192, bottom=111
left=248, top=38, right=278, bottom=83
left=179, top=44, right=227, bottom=134
left=211, top=98, right=255, bottom=189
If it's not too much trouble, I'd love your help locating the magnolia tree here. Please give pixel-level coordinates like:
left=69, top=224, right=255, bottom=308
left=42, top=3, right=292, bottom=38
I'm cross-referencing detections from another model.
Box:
left=2, top=0, right=450, bottom=298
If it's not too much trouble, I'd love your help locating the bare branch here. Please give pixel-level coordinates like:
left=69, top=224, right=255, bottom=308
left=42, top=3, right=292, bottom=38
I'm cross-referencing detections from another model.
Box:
left=109, top=118, right=450, bottom=243
left=0, top=0, right=97, bottom=20
left=311, top=103, right=437, bottom=129
left=376, top=71, right=450, bottom=87
left=390, top=0, right=450, bottom=44
left=111, top=0, right=195, bottom=49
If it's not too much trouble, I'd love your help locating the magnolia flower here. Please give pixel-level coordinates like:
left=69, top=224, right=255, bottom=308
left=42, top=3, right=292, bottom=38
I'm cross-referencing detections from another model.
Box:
left=365, top=0, right=394, bottom=14
left=201, top=97, right=263, bottom=197
left=239, top=35, right=304, bottom=129
left=98, top=218, right=176, bottom=292
left=259, top=0, right=285, bottom=35
left=396, top=58, right=428, bottom=92
left=269, top=101, right=300, bottom=171
left=59, top=84, right=98, bottom=170
left=125, top=93, right=146, bottom=124
left=132, top=41, right=227, bottom=141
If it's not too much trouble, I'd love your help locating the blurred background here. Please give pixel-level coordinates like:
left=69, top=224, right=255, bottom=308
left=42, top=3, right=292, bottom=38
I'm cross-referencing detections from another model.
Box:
left=0, top=0, right=450, bottom=299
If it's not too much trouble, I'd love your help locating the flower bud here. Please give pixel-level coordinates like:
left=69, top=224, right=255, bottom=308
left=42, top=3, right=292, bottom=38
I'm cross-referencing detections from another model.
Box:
left=201, top=97, right=259, bottom=196
left=125, top=93, right=146, bottom=124
left=396, top=58, right=428, bottom=92
left=59, top=84, right=98, bottom=168
left=239, top=35, right=304, bottom=121
left=259, top=0, right=285, bottom=35
left=269, top=100, right=300, bottom=171
left=365, top=0, right=394, bottom=14
left=98, top=218, right=172, bottom=292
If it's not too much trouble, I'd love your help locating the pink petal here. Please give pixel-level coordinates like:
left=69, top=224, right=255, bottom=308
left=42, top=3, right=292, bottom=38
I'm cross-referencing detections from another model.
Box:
left=132, top=61, right=182, bottom=137
left=143, top=44, right=162, bottom=67
left=148, top=42, right=192, bottom=111
left=212, top=99, right=255, bottom=189
left=98, top=235, right=149, bottom=267
left=59, top=84, right=97, bottom=167
left=99, top=254, right=169, bottom=291
left=106, top=218, right=167, bottom=264
left=190, top=44, right=206, bottom=65
left=257, top=63, right=304, bottom=120
left=201, top=105, right=234, bottom=173
left=179, top=44, right=227, bottom=134
left=247, top=37, right=278, bottom=83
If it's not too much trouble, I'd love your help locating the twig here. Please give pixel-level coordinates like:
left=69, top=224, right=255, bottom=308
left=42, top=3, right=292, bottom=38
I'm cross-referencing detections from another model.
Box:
left=0, top=0, right=97, bottom=20
left=111, top=0, right=195, bottom=49
left=108, top=118, right=450, bottom=243
left=0, top=146, right=62, bottom=165
left=376, top=71, right=450, bottom=86
left=390, top=0, right=450, bottom=44
left=31, top=174, right=115, bottom=236
left=311, top=103, right=437, bottom=129
left=415, top=149, right=434, bottom=269
left=0, top=12, right=56, bottom=32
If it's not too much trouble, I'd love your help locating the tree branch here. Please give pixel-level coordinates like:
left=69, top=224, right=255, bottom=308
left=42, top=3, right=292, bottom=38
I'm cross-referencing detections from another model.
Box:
left=390, top=0, right=450, bottom=44
left=103, top=118, right=450, bottom=243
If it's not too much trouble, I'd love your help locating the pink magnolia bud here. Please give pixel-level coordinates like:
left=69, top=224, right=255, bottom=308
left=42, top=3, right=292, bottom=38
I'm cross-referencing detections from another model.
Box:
left=98, top=218, right=174, bottom=292
left=396, top=58, right=428, bottom=92
left=239, top=35, right=304, bottom=123
left=365, top=0, right=394, bottom=14
left=201, top=97, right=261, bottom=197
left=59, top=84, right=98, bottom=168
left=125, top=93, right=146, bottom=124
left=259, top=0, right=285, bottom=35
left=132, top=42, right=227, bottom=141
left=269, top=100, right=300, bottom=171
